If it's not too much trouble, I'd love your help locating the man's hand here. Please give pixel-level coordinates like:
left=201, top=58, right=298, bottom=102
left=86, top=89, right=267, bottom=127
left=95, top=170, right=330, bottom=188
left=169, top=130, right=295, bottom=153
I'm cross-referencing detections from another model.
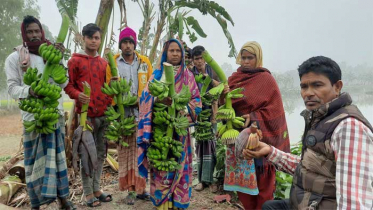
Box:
left=242, top=114, right=251, bottom=128
left=109, top=76, right=119, bottom=86
left=242, top=142, right=272, bottom=160
left=79, top=92, right=90, bottom=104
left=156, top=97, right=172, bottom=106
left=29, top=88, right=44, bottom=99
left=54, top=43, right=65, bottom=53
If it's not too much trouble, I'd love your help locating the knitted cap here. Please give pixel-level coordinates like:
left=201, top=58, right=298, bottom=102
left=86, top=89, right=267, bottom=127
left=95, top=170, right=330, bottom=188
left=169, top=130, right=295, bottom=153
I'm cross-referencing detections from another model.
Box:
left=119, top=27, right=137, bottom=46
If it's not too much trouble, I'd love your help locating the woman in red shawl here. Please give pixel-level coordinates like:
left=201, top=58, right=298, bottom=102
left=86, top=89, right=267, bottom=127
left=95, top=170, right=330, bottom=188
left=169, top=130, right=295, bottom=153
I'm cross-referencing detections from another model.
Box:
left=222, top=41, right=290, bottom=209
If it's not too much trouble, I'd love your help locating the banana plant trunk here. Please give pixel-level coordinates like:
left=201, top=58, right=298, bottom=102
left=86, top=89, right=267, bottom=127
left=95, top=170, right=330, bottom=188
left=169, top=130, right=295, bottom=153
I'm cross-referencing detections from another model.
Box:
left=95, top=0, right=114, bottom=55
left=202, top=51, right=234, bottom=129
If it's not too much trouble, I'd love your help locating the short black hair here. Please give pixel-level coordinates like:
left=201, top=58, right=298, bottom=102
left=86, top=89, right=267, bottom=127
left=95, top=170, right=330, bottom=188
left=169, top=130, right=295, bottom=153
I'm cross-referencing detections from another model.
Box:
left=298, top=56, right=342, bottom=85
left=23, top=15, right=41, bottom=29
left=192, top=45, right=205, bottom=59
left=82, top=23, right=101, bottom=37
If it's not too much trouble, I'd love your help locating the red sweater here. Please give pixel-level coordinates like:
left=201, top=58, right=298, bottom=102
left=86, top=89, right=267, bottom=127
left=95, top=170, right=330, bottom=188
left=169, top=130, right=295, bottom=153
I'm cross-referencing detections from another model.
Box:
left=65, top=52, right=112, bottom=117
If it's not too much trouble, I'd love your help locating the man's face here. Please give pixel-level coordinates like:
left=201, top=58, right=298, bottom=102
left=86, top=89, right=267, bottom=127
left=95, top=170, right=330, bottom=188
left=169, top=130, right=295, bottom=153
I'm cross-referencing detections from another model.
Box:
left=193, top=55, right=205, bottom=70
left=25, top=23, right=42, bottom=42
left=121, top=40, right=135, bottom=56
left=240, top=50, right=257, bottom=69
left=167, top=42, right=182, bottom=66
left=83, top=31, right=101, bottom=52
left=300, top=72, right=343, bottom=111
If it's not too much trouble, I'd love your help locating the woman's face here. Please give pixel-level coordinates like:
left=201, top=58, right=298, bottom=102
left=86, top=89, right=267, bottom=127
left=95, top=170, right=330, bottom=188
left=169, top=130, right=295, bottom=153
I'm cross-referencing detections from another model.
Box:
left=240, top=50, right=257, bottom=69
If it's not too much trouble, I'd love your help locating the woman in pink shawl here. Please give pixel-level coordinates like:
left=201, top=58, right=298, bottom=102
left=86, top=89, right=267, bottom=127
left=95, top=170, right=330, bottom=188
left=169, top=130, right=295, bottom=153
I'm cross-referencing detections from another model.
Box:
left=137, top=39, right=202, bottom=209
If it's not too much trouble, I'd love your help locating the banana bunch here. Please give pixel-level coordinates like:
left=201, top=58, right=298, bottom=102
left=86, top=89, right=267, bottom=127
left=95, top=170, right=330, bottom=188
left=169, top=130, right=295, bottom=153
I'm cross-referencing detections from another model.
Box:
left=172, top=116, right=189, bottom=136
left=147, top=148, right=180, bottom=172
left=216, top=106, right=236, bottom=120
left=23, top=67, right=41, bottom=85
left=102, top=77, right=138, bottom=146
left=104, top=106, right=121, bottom=121
left=173, top=84, right=192, bottom=111
left=38, top=43, right=64, bottom=64
left=50, top=64, right=68, bottom=84
left=153, top=102, right=167, bottom=112
left=198, top=109, right=212, bottom=121
left=120, top=91, right=137, bottom=106
left=105, top=116, right=136, bottom=146
left=208, top=83, right=225, bottom=99
left=193, top=121, right=214, bottom=141
left=227, top=87, right=245, bottom=99
left=148, top=79, right=169, bottom=100
left=101, top=79, right=131, bottom=95
left=23, top=108, right=60, bottom=134
left=19, top=98, right=44, bottom=113
left=30, top=80, right=62, bottom=100
left=153, top=110, right=172, bottom=125
left=147, top=134, right=184, bottom=171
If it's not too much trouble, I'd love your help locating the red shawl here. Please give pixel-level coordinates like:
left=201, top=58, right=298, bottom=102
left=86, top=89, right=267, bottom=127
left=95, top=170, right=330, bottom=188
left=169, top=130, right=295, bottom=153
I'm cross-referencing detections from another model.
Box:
left=229, top=67, right=290, bottom=153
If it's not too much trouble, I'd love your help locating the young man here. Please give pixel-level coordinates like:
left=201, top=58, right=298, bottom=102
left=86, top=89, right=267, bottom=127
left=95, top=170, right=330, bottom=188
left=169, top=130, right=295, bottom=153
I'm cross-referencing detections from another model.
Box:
left=5, top=16, right=74, bottom=210
left=106, top=27, right=153, bottom=205
left=64, top=23, right=112, bottom=207
left=242, top=56, right=373, bottom=209
left=191, top=45, right=220, bottom=193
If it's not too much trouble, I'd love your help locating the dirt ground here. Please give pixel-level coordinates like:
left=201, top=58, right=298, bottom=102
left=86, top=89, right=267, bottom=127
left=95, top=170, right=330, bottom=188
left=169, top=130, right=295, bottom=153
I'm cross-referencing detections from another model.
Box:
left=0, top=111, right=241, bottom=210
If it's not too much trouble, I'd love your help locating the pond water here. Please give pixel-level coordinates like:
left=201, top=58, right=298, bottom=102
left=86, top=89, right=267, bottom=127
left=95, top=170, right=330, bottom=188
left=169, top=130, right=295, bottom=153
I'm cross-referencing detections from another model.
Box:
left=285, top=93, right=373, bottom=143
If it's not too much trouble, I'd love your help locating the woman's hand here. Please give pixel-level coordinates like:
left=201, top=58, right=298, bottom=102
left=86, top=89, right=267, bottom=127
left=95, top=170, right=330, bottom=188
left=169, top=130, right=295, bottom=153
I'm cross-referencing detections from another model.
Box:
left=156, top=97, right=172, bottom=106
left=241, top=114, right=251, bottom=127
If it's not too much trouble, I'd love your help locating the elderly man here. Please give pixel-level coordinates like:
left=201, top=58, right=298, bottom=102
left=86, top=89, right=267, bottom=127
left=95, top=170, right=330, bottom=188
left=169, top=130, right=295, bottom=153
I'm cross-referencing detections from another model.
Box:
left=243, top=56, right=373, bottom=209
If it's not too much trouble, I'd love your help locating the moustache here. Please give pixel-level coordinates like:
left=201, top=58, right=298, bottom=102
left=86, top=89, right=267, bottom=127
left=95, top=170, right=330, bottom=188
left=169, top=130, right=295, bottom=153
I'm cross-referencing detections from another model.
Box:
left=31, top=38, right=41, bottom=42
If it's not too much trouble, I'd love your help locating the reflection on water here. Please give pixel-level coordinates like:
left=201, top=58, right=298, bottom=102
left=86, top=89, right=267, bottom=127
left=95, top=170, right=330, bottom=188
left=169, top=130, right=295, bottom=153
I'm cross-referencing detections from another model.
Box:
left=283, top=92, right=373, bottom=143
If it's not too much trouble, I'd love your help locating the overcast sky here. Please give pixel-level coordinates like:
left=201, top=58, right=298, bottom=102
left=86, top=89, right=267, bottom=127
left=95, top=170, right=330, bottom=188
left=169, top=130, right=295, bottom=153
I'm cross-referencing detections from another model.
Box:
left=38, top=0, right=373, bottom=72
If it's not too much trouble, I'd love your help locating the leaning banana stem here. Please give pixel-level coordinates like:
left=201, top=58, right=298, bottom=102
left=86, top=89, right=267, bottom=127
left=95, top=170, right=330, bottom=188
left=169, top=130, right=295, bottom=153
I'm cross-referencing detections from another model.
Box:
left=202, top=51, right=227, bottom=83
left=81, top=82, right=91, bottom=131
left=164, top=62, right=176, bottom=97
left=117, top=93, right=125, bottom=122
left=226, top=97, right=233, bottom=129
left=106, top=51, right=118, bottom=77
left=164, top=62, right=175, bottom=138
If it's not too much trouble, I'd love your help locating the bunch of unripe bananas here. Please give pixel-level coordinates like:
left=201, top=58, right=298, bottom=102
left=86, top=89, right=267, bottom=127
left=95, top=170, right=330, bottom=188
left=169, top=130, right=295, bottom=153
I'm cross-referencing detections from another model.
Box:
left=39, top=43, right=64, bottom=64
left=102, top=77, right=138, bottom=147
left=23, top=108, right=60, bottom=134
left=147, top=128, right=184, bottom=172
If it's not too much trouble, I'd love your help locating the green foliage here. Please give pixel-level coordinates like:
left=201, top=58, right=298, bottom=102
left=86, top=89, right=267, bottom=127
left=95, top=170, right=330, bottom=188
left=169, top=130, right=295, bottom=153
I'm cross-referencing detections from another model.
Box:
left=274, top=142, right=302, bottom=199
left=0, top=0, right=40, bottom=92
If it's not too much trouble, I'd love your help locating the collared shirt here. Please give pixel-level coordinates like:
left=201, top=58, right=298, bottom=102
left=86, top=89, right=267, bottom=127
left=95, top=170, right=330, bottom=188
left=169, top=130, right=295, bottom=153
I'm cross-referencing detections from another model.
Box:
left=267, top=117, right=373, bottom=209
left=116, top=53, right=139, bottom=118
left=5, top=51, right=67, bottom=122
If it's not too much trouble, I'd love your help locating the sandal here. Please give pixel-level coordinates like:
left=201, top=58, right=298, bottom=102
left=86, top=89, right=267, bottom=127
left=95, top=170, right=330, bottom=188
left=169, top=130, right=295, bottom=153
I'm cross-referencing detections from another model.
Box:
left=96, top=192, right=112, bottom=202
left=136, top=192, right=150, bottom=201
left=125, top=192, right=136, bottom=205
left=60, top=201, right=77, bottom=210
left=86, top=197, right=101, bottom=207
left=194, top=183, right=204, bottom=191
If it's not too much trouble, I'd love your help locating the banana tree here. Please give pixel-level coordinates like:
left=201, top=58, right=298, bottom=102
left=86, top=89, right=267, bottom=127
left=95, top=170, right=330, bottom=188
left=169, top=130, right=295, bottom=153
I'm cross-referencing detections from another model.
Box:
left=148, top=0, right=237, bottom=63
left=95, top=0, right=114, bottom=54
